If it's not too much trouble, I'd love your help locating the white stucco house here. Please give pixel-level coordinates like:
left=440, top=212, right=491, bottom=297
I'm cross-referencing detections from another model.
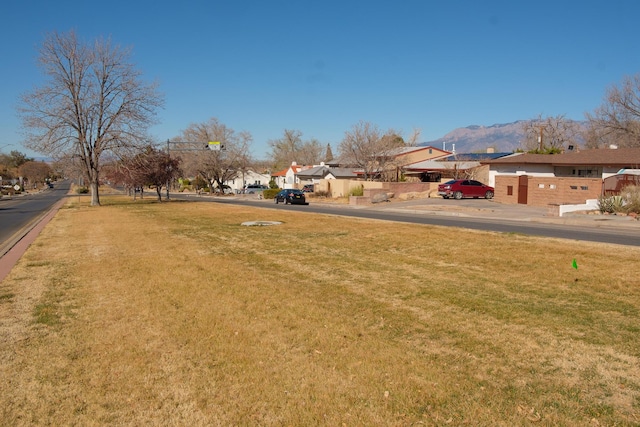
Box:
left=223, top=170, right=271, bottom=194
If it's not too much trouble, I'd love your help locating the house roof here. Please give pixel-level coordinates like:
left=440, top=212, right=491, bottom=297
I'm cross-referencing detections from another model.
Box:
left=271, top=164, right=305, bottom=177
left=404, top=159, right=479, bottom=172
left=272, top=164, right=360, bottom=179
left=442, top=152, right=512, bottom=161
left=389, top=145, right=450, bottom=157
left=325, top=168, right=361, bottom=178
left=296, top=165, right=330, bottom=179
left=483, top=148, right=640, bottom=167
left=271, top=168, right=289, bottom=177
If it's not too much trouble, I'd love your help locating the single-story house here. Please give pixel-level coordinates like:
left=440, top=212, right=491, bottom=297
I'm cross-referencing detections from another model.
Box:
left=271, top=162, right=306, bottom=189
left=389, top=145, right=451, bottom=165
left=222, top=170, right=271, bottom=194
left=482, top=147, right=640, bottom=206
left=271, top=161, right=362, bottom=191
left=402, top=152, right=512, bottom=182
left=295, top=163, right=360, bottom=187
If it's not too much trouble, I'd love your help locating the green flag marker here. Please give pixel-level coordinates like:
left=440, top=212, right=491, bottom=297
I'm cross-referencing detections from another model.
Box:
left=572, top=259, right=578, bottom=270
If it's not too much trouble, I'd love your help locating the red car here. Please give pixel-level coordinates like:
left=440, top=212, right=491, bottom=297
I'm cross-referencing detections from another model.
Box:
left=438, top=179, right=494, bottom=200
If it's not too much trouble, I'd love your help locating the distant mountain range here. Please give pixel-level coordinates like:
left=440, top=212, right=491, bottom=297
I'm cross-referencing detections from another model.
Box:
left=421, top=120, right=586, bottom=154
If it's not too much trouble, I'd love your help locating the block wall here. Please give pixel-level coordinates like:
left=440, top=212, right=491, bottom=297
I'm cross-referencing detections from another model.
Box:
left=495, top=176, right=602, bottom=206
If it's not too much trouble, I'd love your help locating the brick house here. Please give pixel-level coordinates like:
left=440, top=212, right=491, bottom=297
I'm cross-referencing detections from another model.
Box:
left=483, top=147, right=640, bottom=207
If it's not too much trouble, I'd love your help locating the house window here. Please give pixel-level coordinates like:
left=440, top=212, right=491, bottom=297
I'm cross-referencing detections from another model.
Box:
left=581, top=186, right=588, bottom=190
left=550, top=184, right=556, bottom=189
left=538, top=184, right=545, bottom=189
left=507, top=185, right=513, bottom=196
left=577, top=169, right=597, bottom=177
left=429, top=148, right=433, bottom=154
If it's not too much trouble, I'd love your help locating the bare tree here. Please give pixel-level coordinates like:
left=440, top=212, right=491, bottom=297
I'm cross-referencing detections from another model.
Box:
left=18, top=30, right=163, bottom=206
left=520, top=114, right=580, bottom=153
left=18, top=161, right=53, bottom=188
left=267, top=129, right=323, bottom=170
left=176, top=118, right=252, bottom=191
left=402, top=128, right=422, bottom=147
left=297, top=138, right=324, bottom=166
left=338, top=121, right=407, bottom=180
left=268, top=129, right=302, bottom=170
left=585, top=73, right=640, bottom=148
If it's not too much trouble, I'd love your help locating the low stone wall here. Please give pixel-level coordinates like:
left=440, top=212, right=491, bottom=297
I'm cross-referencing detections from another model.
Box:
left=495, top=175, right=602, bottom=207
left=349, top=196, right=371, bottom=205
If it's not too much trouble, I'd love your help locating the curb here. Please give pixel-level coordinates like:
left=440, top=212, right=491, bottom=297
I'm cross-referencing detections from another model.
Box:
left=0, top=198, right=67, bottom=283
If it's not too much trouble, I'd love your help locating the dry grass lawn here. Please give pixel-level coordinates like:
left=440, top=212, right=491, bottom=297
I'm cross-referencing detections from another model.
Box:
left=1, top=195, right=639, bottom=426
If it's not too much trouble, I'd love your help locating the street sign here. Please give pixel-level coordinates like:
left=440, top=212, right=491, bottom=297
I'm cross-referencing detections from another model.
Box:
left=208, top=141, right=226, bottom=151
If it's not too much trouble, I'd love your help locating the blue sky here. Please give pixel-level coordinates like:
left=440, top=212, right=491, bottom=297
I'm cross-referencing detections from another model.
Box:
left=1, top=0, right=639, bottom=160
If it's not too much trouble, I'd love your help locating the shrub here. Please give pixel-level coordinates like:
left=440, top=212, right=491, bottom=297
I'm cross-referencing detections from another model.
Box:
left=598, top=186, right=640, bottom=214
left=263, top=188, right=279, bottom=199
left=192, top=176, right=208, bottom=190
left=598, top=194, right=627, bottom=214
left=349, top=186, right=364, bottom=197
left=75, top=186, right=89, bottom=194
left=621, top=185, right=640, bottom=214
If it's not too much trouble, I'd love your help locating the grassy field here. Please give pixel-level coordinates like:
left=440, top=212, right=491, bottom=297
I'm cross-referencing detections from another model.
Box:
left=1, top=195, right=639, bottom=426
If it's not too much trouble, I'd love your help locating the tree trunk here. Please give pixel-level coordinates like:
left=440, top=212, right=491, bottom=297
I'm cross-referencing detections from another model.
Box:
left=90, top=180, right=100, bottom=206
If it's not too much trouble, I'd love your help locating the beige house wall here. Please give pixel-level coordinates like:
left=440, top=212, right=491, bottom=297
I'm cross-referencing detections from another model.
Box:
left=395, top=147, right=448, bottom=165
left=316, top=179, right=384, bottom=198
left=318, top=179, right=440, bottom=200
left=495, top=176, right=602, bottom=206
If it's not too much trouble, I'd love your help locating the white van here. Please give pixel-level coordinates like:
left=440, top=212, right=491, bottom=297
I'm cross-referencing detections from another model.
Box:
left=244, top=184, right=268, bottom=194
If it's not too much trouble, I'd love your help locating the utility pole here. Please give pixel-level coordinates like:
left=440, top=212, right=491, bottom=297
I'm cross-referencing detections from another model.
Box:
left=538, top=125, right=544, bottom=152
left=166, top=140, right=170, bottom=200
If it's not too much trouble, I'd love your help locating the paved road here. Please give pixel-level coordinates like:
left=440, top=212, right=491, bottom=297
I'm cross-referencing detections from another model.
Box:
left=2, top=187, right=638, bottom=261
left=173, top=194, right=640, bottom=247
left=0, top=180, right=72, bottom=257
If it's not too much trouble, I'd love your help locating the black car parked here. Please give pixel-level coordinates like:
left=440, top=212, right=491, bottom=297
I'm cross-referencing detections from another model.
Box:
left=274, top=189, right=307, bottom=205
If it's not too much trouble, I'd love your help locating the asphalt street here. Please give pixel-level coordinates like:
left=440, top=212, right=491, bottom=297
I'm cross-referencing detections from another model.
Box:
left=187, top=194, right=640, bottom=246
left=0, top=180, right=72, bottom=257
